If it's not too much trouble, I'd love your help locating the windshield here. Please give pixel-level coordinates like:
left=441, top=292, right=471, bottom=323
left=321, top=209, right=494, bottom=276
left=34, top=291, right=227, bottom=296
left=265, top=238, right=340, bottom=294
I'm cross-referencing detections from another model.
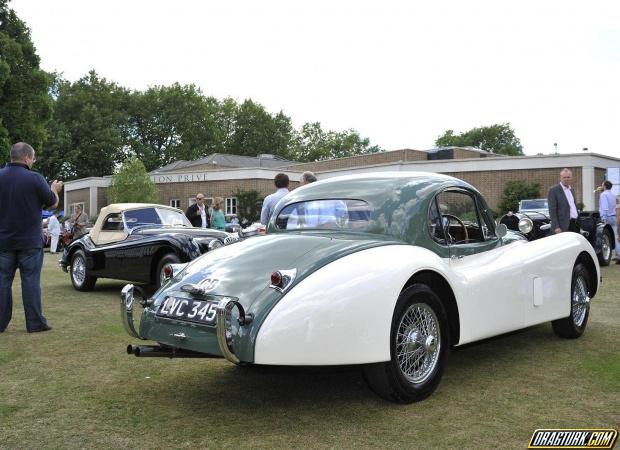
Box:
left=274, top=199, right=372, bottom=231
left=124, top=207, right=192, bottom=230
left=520, top=199, right=548, bottom=210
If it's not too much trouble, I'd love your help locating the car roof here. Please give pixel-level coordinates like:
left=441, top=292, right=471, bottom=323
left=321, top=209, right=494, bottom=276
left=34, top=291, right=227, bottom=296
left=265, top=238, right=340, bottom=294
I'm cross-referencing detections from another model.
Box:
left=282, top=172, right=475, bottom=205
left=98, top=203, right=183, bottom=216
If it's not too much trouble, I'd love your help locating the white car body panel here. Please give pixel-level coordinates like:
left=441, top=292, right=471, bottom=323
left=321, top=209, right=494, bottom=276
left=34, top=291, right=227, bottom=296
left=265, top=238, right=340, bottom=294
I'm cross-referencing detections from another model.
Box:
left=255, top=245, right=449, bottom=365
left=254, top=232, right=599, bottom=366
left=454, top=232, right=598, bottom=344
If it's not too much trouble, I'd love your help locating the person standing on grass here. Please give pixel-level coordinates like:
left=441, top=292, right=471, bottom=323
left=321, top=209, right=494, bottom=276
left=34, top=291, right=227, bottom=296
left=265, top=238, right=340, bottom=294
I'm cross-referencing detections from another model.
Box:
left=260, top=173, right=289, bottom=225
left=210, top=197, right=226, bottom=231
left=0, top=142, right=63, bottom=333
left=299, top=171, right=317, bottom=186
left=548, top=168, right=579, bottom=233
left=185, top=193, right=210, bottom=228
left=48, top=210, right=61, bottom=254
left=598, top=181, right=620, bottom=264
left=69, top=204, right=88, bottom=239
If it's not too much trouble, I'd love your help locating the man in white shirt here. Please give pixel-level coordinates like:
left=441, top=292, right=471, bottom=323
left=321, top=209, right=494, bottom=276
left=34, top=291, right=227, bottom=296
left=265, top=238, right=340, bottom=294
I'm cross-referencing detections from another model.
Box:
left=185, top=193, right=209, bottom=228
left=48, top=211, right=61, bottom=253
left=548, top=168, right=579, bottom=233
left=598, top=180, right=620, bottom=263
left=260, top=173, right=289, bottom=225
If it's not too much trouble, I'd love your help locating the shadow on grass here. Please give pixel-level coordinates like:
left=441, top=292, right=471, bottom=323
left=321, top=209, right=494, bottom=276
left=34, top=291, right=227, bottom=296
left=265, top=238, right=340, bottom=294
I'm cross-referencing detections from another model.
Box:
left=130, top=323, right=562, bottom=417
left=153, top=363, right=375, bottom=413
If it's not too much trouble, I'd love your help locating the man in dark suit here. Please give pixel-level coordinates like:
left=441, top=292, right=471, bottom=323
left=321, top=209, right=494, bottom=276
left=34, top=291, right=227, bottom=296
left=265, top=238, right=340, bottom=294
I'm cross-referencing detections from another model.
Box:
left=547, top=168, right=579, bottom=233
left=185, top=193, right=209, bottom=228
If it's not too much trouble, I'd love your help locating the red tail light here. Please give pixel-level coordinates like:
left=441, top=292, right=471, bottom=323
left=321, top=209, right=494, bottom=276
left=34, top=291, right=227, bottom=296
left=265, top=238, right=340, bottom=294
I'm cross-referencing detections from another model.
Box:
left=163, top=265, right=173, bottom=279
left=270, top=271, right=282, bottom=286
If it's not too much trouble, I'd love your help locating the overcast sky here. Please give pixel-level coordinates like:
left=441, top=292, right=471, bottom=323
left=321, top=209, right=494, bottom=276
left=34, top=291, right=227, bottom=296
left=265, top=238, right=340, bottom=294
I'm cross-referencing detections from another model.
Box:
left=10, top=0, right=620, bottom=158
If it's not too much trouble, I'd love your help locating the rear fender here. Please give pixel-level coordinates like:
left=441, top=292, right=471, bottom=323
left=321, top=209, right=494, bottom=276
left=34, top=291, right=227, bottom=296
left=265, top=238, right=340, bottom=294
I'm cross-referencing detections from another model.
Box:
left=254, top=245, right=455, bottom=365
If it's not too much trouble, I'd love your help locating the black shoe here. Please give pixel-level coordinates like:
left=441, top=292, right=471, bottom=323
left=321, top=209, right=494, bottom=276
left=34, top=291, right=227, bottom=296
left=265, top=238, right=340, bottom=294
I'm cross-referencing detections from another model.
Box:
left=28, top=325, right=52, bottom=333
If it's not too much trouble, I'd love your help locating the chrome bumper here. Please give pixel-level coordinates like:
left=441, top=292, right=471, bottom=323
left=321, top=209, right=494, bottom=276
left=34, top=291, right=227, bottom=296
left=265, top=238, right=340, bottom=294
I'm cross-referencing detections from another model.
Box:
left=120, top=284, right=145, bottom=339
left=121, top=284, right=253, bottom=362
left=216, top=297, right=253, bottom=365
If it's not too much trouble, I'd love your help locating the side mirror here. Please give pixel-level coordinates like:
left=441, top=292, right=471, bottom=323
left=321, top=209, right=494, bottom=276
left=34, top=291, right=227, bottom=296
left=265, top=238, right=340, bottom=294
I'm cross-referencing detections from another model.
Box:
left=495, top=223, right=508, bottom=239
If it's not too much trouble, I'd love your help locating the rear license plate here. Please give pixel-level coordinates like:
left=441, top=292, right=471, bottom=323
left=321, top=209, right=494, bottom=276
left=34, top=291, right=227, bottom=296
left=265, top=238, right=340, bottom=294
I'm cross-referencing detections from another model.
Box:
left=156, top=296, right=218, bottom=326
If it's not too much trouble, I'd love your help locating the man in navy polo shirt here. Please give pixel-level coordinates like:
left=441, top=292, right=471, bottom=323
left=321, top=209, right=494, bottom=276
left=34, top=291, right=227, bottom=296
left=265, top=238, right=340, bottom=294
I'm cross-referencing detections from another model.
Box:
left=0, top=142, right=63, bottom=333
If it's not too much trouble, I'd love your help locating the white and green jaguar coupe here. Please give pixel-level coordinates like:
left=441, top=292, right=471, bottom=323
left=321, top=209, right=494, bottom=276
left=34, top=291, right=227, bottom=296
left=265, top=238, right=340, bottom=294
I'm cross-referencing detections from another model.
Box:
left=121, top=172, right=599, bottom=403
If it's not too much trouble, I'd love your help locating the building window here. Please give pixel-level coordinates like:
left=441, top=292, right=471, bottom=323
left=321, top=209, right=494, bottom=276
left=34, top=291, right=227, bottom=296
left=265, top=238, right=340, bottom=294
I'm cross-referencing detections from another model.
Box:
left=169, top=199, right=180, bottom=208
left=225, top=197, right=237, bottom=215
left=69, top=202, right=85, bottom=217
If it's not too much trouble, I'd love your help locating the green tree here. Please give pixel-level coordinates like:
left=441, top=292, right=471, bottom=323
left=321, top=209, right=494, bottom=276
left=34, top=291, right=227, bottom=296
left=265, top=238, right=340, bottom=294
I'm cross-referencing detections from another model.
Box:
left=127, top=83, right=222, bottom=171
left=0, top=0, right=52, bottom=151
left=228, top=99, right=293, bottom=159
left=35, top=74, right=74, bottom=180
left=107, top=157, right=158, bottom=204
left=52, top=70, right=131, bottom=179
left=233, top=189, right=263, bottom=222
left=435, top=123, right=523, bottom=156
left=497, top=180, right=541, bottom=214
left=290, top=122, right=383, bottom=162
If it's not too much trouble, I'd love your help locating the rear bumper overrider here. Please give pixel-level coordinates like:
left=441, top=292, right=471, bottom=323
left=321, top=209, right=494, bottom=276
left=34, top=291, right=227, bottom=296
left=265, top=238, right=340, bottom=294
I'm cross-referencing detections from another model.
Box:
left=120, top=284, right=253, bottom=363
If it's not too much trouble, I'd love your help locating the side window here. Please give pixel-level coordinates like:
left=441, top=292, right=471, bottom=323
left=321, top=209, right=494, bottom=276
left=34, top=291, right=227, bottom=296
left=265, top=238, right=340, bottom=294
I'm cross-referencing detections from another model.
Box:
left=124, top=208, right=161, bottom=229
left=478, top=203, right=497, bottom=240
left=428, top=198, right=447, bottom=244
left=101, top=213, right=124, bottom=231
left=436, top=190, right=484, bottom=244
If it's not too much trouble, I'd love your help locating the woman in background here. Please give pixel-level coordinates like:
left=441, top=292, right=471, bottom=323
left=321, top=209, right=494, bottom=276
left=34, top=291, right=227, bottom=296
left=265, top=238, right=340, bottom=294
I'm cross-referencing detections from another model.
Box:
left=210, top=197, right=226, bottom=231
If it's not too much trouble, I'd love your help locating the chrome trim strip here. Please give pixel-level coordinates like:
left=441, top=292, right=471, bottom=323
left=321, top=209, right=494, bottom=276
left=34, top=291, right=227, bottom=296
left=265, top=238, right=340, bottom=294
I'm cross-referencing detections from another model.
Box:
left=120, top=284, right=144, bottom=339
left=216, top=297, right=240, bottom=364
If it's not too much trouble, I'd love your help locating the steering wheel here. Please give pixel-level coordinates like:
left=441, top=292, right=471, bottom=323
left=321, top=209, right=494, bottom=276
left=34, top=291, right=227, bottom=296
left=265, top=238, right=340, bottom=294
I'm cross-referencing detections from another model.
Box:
left=442, top=214, right=469, bottom=243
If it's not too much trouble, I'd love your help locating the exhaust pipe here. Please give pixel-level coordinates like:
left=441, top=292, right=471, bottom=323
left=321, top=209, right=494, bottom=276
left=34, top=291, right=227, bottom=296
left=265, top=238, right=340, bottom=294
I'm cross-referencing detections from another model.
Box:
left=126, top=344, right=219, bottom=358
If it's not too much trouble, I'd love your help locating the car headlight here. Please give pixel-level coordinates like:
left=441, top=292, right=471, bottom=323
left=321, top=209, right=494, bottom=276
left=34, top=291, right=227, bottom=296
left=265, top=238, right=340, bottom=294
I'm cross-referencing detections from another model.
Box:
left=518, top=217, right=533, bottom=234
left=208, top=239, right=223, bottom=251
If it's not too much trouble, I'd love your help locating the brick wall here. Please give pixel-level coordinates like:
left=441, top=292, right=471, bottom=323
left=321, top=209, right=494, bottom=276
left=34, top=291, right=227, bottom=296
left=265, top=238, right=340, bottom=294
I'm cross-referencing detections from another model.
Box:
left=98, top=179, right=301, bottom=212
left=97, top=187, right=107, bottom=212
left=85, top=165, right=610, bottom=217
left=442, top=168, right=582, bottom=211
left=66, top=188, right=90, bottom=212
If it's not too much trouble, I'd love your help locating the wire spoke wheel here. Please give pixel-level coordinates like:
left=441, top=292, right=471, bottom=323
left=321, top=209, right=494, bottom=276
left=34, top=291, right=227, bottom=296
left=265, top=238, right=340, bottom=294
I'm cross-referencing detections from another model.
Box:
left=363, top=284, right=448, bottom=403
left=69, top=249, right=96, bottom=291
left=552, top=262, right=591, bottom=339
left=395, top=303, right=441, bottom=384
left=72, top=254, right=86, bottom=285
left=571, top=274, right=590, bottom=327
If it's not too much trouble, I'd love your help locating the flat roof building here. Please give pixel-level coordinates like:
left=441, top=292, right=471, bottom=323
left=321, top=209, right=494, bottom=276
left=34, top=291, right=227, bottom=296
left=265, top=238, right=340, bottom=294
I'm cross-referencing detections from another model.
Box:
left=64, top=148, right=620, bottom=220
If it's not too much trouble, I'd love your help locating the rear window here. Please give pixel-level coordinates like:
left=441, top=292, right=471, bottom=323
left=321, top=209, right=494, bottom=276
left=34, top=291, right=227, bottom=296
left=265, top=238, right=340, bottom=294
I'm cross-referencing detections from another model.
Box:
left=274, top=199, right=372, bottom=231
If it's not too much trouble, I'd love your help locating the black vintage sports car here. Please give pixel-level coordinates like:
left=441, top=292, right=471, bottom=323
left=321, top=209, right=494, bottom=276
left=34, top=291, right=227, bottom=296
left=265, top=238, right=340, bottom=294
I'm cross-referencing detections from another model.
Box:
left=499, top=199, right=616, bottom=266
left=60, top=203, right=239, bottom=291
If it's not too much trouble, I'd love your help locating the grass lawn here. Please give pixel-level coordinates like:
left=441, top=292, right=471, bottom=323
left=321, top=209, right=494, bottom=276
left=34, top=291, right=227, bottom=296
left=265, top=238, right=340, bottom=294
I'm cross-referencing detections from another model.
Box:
left=1, top=252, right=619, bottom=449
